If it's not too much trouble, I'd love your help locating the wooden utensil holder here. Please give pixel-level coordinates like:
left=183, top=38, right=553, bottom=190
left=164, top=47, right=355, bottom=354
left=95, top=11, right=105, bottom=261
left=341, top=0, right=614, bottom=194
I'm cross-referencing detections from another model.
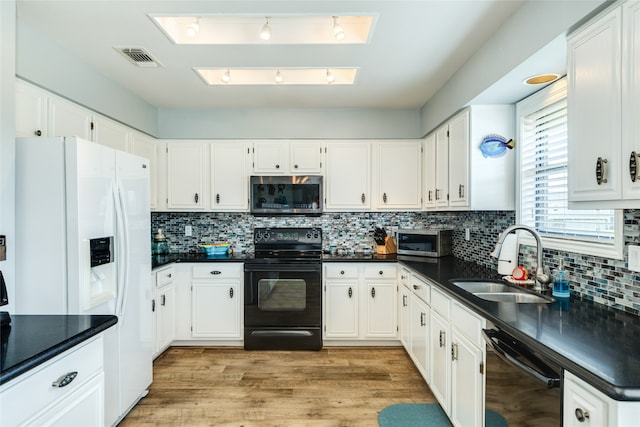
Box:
left=376, top=236, right=397, bottom=255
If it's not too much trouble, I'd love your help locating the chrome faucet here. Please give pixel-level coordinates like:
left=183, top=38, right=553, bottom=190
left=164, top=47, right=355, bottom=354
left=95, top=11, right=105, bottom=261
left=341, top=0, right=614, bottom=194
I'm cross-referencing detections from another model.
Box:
left=490, top=224, right=551, bottom=293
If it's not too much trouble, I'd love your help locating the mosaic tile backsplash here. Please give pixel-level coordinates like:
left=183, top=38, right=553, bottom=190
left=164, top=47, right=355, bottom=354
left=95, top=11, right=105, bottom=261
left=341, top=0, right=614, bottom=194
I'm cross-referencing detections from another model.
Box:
left=152, top=209, right=640, bottom=316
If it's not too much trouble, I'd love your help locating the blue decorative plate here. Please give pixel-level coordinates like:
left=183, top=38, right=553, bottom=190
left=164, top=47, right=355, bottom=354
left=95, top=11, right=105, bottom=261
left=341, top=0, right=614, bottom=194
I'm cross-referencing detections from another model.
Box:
left=480, top=134, right=514, bottom=158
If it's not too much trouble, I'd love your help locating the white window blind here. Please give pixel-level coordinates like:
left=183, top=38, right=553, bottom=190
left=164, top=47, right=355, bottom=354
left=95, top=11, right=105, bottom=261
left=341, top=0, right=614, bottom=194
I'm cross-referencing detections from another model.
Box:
left=519, top=93, right=616, bottom=243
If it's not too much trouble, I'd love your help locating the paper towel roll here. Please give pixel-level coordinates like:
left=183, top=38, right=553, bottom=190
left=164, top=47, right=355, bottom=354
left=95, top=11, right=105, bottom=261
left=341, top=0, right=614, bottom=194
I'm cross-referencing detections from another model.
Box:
left=497, top=233, right=518, bottom=275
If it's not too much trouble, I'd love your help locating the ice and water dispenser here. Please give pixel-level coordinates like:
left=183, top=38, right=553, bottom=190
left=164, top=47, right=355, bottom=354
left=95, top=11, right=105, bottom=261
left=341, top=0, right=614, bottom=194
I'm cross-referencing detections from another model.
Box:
left=83, top=236, right=116, bottom=310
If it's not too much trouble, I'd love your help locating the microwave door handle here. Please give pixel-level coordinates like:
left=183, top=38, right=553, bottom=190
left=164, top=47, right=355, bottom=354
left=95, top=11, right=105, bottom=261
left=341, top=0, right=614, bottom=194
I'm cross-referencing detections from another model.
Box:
left=482, top=329, right=560, bottom=388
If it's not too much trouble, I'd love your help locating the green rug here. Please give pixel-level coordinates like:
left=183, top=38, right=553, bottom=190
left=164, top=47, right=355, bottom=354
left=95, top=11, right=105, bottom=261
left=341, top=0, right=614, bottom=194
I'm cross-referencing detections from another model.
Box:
left=378, top=403, right=509, bottom=427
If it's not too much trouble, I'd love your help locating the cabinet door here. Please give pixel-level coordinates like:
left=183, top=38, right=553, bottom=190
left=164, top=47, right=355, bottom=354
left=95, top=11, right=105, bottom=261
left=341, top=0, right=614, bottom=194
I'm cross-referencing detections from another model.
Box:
left=430, top=310, right=451, bottom=415
left=167, top=142, right=205, bottom=210
left=92, top=115, right=129, bottom=152
left=435, top=125, right=450, bottom=208
left=15, top=79, right=48, bottom=138
left=129, top=132, right=158, bottom=210
left=157, top=284, right=176, bottom=351
left=563, top=374, right=609, bottom=427
left=324, top=281, right=359, bottom=338
left=325, top=142, right=371, bottom=210
left=424, top=133, right=436, bottom=209
left=253, top=141, right=288, bottom=173
left=623, top=0, right=640, bottom=199
left=376, top=141, right=422, bottom=210
left=450, top=333, right=484, bottom=427
left=410, top=295, right=429, bottom=381
left=364, top=282, right=397, bottom=338
left=192, top=282, right=240, bottom=338
left=48, top=96, right=92, bottom=139
left=399, top=285, right=411, bottom=349
left=448, top=110, right=469, bottom=208
left=211, top=142, right=249, bottom=210
left=290, top=141, right=323, bottom=174
left=568, top=7, right=622, bottom=202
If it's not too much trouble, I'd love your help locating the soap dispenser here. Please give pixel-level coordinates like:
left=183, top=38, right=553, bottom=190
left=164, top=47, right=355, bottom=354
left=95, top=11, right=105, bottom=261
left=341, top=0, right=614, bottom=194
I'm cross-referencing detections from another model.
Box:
left=552, top=260, right=570, bottom=298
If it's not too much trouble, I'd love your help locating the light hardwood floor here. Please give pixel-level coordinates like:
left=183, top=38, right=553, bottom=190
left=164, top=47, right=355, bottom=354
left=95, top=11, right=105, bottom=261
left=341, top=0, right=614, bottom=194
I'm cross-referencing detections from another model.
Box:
left=120, top=346, right=436, bottom=427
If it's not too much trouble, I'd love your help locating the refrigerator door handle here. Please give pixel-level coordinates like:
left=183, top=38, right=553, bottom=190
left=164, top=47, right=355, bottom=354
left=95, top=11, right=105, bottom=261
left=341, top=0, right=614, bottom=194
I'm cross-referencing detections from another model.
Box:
left=113, top=182, right=130, bottom=319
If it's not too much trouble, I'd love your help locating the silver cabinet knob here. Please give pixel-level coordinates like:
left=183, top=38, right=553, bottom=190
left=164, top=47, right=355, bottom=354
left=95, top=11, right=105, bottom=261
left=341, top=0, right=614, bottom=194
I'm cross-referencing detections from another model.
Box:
left=574, top=408, right=589, bottom=422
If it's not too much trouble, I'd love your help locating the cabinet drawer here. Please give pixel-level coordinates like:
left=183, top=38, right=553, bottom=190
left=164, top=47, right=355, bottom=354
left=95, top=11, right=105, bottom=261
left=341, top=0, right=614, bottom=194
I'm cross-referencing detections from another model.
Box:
left=409, top=275, right=430, bottom=304
left=155, top=266, right=175, bottom=287
left=325, top=264, right=358, bottom=279
left=364, top=265, right=396, bottom=279
left=452, top=302, right=484, bottom=346
left=0, top=336, right=103, bottom=427
left=431, top=287, right=450, bottom=319
left=192, top=263, right=242, bottom=279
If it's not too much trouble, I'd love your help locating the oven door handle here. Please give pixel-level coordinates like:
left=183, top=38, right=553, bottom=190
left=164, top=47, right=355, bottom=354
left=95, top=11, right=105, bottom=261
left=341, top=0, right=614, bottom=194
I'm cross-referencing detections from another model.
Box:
left=482, top=328, right=560, bottom=389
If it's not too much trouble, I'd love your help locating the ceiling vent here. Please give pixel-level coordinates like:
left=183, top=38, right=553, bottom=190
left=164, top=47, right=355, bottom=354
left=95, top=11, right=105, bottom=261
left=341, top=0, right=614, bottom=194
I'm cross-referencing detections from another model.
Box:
left=115, top=47, right=162, bottom=67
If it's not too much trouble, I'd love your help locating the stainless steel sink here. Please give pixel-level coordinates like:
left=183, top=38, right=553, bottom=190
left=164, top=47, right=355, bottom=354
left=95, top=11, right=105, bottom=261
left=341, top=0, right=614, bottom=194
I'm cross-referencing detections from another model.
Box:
left=472, top=292, right=553, bottom=304
left=450, top=280, right=553, bottom=304
left=450, top=281, right=517, bottom=294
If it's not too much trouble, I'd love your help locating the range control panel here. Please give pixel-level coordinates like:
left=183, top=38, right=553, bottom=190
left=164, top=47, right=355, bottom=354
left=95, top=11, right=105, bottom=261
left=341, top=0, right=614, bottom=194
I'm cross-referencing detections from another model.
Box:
left=254, top=227, right=322, bottom=245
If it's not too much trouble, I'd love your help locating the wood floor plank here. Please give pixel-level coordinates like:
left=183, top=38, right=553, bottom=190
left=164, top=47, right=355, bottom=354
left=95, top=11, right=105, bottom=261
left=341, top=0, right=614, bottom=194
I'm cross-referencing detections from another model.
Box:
left=120, top=346, right=435, bottom=426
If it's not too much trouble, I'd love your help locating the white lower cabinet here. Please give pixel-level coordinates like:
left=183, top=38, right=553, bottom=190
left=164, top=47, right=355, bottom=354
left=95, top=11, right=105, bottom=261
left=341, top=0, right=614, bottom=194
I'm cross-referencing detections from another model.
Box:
left=564, top=371, right=640, bottom=427
left=0, top=336, right=105, bottom=427
left=430, top=287, right=485, bottom=427
left=191, top=263, right=242, bottom=339
left=153, top=265, right=176, bottom=358
left=323, top=263, right=397, bottom=341
left=398, top=269, right=431, bottom=382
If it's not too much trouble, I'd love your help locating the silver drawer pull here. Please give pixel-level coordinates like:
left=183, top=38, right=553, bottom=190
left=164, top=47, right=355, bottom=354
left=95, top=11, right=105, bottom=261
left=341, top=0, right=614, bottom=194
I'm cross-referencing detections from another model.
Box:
left=52, top=371, right=78, bottom=388
left=210, top=270, right=222, bottom=275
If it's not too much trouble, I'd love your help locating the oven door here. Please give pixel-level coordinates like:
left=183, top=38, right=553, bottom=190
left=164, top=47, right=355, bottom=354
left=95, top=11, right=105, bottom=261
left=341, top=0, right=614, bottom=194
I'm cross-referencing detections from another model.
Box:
left=244, top=262, right=322, bottom=350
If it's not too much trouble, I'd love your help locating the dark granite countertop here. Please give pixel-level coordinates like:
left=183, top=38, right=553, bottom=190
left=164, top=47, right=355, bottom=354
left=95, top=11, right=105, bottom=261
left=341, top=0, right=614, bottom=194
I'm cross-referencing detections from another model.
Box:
left=399, top=255, right=640, bottom=401
left=153, top=252, right=396, bottom=269
left=0, top=315, right=118, bottom=385
left=152, top=253, right=250, bottom=269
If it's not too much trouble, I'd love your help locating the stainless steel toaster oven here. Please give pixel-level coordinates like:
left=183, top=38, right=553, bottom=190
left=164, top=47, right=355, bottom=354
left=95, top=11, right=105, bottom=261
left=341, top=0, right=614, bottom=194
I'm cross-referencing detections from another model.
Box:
left=395, top=228, right=453, bottom=257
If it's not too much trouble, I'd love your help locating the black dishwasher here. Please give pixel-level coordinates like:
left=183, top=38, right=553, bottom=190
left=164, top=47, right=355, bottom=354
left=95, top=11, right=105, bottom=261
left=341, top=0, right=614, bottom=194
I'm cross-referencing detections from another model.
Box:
left=483, top=328, right=562, bottom=426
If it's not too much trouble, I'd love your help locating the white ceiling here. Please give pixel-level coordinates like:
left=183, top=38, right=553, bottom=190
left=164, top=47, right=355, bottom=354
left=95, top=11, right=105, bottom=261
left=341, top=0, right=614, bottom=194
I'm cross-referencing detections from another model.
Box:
left=15, top=0, right=566, bottom=110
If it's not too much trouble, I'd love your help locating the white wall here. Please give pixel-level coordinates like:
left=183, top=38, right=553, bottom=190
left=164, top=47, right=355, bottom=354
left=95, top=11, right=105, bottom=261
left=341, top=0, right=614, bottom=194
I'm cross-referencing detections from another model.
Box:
left=0, top=0, right=16, bottom=313
left=157, top=107, right=421, bottom=139
left=420, top=0, right=608, bottom=136
left=15, top=20, right=158, bottom=136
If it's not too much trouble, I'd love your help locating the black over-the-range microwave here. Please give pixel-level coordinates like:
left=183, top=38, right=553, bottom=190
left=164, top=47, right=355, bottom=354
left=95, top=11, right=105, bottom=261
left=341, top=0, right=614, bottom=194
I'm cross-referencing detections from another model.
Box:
left=395, top=228, right=453, bottom=257
left=250, top=175, right=323, bottom=216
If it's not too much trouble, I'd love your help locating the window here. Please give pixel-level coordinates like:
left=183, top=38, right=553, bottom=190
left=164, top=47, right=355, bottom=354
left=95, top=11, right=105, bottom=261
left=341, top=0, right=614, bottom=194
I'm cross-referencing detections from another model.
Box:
left=516, top=78, right=623, bottom=259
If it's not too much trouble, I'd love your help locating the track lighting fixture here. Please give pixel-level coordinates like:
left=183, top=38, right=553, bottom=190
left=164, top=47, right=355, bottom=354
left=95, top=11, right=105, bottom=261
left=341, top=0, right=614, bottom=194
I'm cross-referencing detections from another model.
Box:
left=332, top=16, right=345, bottom=41
left=326, top=69, right=335, bottom=84
left=221, top=69, right=231, bottom=84
left=275, top=69, right=283, bottom=84
left=186, top=18, right=200, bottom=37
left=260, top=17, right=271, bottom=40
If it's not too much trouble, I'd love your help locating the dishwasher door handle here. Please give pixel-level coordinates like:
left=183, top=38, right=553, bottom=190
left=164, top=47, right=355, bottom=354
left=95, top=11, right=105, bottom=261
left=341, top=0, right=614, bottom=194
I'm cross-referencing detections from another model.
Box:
left=482, top=328, right=561, bottom=389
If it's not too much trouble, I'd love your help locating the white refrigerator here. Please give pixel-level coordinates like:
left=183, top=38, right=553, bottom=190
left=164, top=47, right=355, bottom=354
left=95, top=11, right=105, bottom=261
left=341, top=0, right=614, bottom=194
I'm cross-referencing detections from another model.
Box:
left=15, top=136, right=152, bottom=426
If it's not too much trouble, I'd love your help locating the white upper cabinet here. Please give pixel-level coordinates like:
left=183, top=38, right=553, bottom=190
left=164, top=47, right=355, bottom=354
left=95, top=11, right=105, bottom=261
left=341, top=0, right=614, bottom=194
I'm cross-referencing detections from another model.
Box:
left=129, top=131, right=158, bottom=210
left=568, top=0, right=640, bottom=208
left=290, top=141, right=324, bottom=174
left=423, top=133, right=437, bottom=209
left=252, top=141, right=289, bottom=174
left=48, top=95, right=93, bottom=140
left=167, top=142, right=205, bottom=210
left=375, top=141, right=422, bottom=210
left=424, top=106, right=514, bottom=211
left=92, top=115, right=129, bottom=152
left=324, top=141, right=372, bottom=211
left=252, top=140, right=323, bottom=175
left=15, top=79, right=48, bottom=138
left=210, top=142, right=250, bottom=211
